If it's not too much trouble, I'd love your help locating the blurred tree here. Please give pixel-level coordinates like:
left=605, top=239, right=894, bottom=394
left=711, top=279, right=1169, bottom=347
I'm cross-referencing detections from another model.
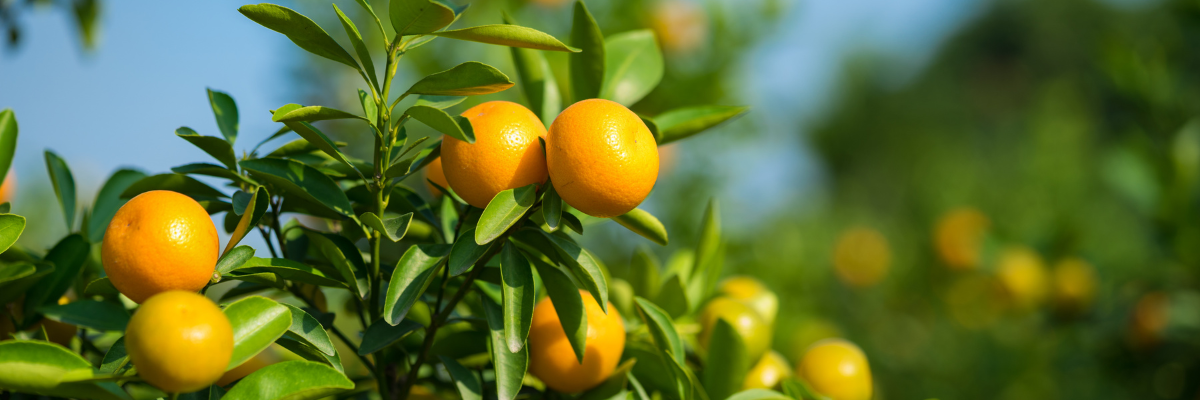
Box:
left=0, top=0, right=101, bottom=53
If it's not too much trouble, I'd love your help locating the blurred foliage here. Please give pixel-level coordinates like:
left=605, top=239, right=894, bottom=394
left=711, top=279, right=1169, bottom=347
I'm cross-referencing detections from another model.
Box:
left=0, top=0, right=101, bottom=52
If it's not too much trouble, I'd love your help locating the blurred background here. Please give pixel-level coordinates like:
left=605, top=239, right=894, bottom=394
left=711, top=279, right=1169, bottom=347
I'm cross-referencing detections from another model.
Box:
left=2, top=0, right=1197, bottom=398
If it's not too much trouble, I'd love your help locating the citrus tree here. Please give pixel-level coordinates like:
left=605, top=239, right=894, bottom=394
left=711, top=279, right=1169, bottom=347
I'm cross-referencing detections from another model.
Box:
left=0, top=1, right=873, bottom=400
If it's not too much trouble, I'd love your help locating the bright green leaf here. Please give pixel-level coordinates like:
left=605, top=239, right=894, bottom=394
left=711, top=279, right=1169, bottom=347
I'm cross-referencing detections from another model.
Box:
left=569, top=0, right=604, bottom=101
left=613, top=208, right=668, bottom=246
left=222, top=360, right=353, bottom=400
left=600, top=30, right=663, bottom=107
left=223, top=296, right=292, bottom=370
left=439, top=356, right=483, bottom=400
left=0, top=214, right=25, bottom=255
left=280, top=304, right=336, bottom=357
left=272, top=105, right=365, bottom=123
left=0, top=110, right=19, bottom=187
left=389, top=0, right=455, bottom=36
left=0, top=340, right=131, bottom=400
left=653, top=106, right=748, bottom=145
left=239, top=4, right=360, bottom=69
left=176, top=127, right=238, bottom=169
left=483, top=297, right=527, bottom=400
left=384, top=244, right=451, bottom=325
left=225, top=187, right=269, bottom=256
left=476, top=184, right=537, bottom=245
left=208, top=89, right=240, bottom=144
left=334, top=4, right=378, bottom=90
left=406, top=105, right=475, bottom=143
left=361, top=212, right=413, bottom=242
left=702, top=319, right=750, bottom=400
left=431, top=24, right=579, bottom=52
left=405, top=61, right=515, bottom=96
left=499, top=243, right=534, bottom=353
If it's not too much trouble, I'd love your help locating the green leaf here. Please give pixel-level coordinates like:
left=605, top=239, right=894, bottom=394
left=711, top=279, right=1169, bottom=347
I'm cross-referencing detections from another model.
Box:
left=439, top=196, right=459, bottom=242
left=476, top=184, right=537, bottom=245
left=277, top=119, right=359, bottom=175
left=499, top=243, right=535, bottom=353
left=702, top=319, right=750, bottom=400
left=264, top=139, right=344, bottom=159
left=569, top=0, right=604, bottom=101
left=0, top=262, right=52, bottom=305
left=359, top=319, right=422, bottom=355
left=87, top=169, right=147, bottom=243
left=613, top=208, right=668, bottom=245
left=693, top=199, right=721, bottom=297
left=414, top=95, right=467, bottom=109
left=600, top=30, right=663, bottom=107
left=251, top=125, right=294, bottom=155
left=99, top=336, right=130, bottom=375
left=304, top=232, right=369, bottom=297
left=223, top=296, right=292, bottom=370
left=353, top=0, right=387, bottom=40
left=653, top=106, right=748, bottom=145
left=360, top=89, right=379, bottom=125
left=180, top=385, right=226, bottom=400
left=653, top=274, right=689, bottom=318
left=726, top=389, right=791, bottom=400
left=280, top=304, right=336, bottom=356
left=225, top=187, right=270, bottom=257
left=389, top=0, right=455, bottom=35
left=239, top=158, right=354, bottom=217
left=578, top=359, right=638, bottom=400
left=84, top=277, right=119, bottom=297
left=449, top=228, right=495, bottom=276
left=172, top=163, right=257, bottom=186
left=405, top=61, right=515, bottom=96
left=361, top=212, right=413, bottom=242
left=276, top=337, right=344, bottom=374
left=483, top=297, right=527, bottom=400
left=384, top=244, right=451, bottom=325
left=431, top=24, right=579, bottom=52
left=0, top=214, right=25, bottom=255
left=272, top=105, right=365, bottom=123
left=208, top=89, right=240, bottom=144
left=0, top=261, right=34, bottom=285
left=23, top=234, right=89, bottom=323
left=177, top=127, right=238, bottom=169
left=406, top=105, right=475, bottom=143
left=541, top=182, right=564, bottom=231
left=781, top=379, right=830, bottom=400
left=0, top=110, right=19, bottom=186
left=44, top=150, right=76, bottom=230
left=238, top=4, right=359, bottom=69
left=216, top=246, right=256, bottom=276
left=633, top=297, right=683, bottom=364
left=535, top=231, right=609, bottom=313
left=509, top=36, right=562, bottom=124
left=0, top=340, right=132, bottom=400
left=222, top=360, right=353, bottom=400
left=38, top=300, right=130, bottom=332
left=121, top=173, right=227, bottom=199
left=232, top=257, right=346, bottom=288
left=630, top=247, right=661, bottom=299
left=527, top=255, right=587, bottom=362
left=439, top=356, right=483, bottom=400
left=334, top=4, right=378, bottom=90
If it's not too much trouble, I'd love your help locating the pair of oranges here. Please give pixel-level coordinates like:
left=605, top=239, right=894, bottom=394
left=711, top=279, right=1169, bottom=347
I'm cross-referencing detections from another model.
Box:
left=426, top=98, right=659, bottom=218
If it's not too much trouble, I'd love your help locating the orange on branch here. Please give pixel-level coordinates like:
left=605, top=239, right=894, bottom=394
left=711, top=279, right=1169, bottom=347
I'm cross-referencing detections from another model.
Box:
left=125, top=291, right=233, bottom=393
left=833, top=227, right=891, bottom=288
left=995, top=246, right=1048, bottom=311
left=547, top=99, right=658, bottom=218
left=743, top=350, right=793, bottom=390
left=528, top=289, right=625, bottom=393
left=441, top=101, right=548, bottom=209
left=934, top=207, right=990, bottom=270
left=102, top=190, right=219, bottom=303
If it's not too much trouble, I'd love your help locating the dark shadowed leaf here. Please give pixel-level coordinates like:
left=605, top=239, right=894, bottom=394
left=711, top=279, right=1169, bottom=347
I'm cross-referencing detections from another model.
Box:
left=654, top=274, right=689, bottom=318
left=176, top=127, right=238, bottom=169
left=121, top=173, right=227, bottom=199
left=653, top=106, right=748, bottom=145
left=439, top=356, right=483, bottom=400
left=38, top=300, right=129, bottom=332
left=535, top=231, right=608, bottom=313
left=83, top=277, right=118, bottom=297
left=276, top=337, right=344, bottom=373
left=238, top=4, right=359, bottom=69
left=449, top=228, right=495, bottom=276
left=569, top=0, right=604, bottom=101
left=221, top=360, right=353, bottom=400
left=527, top=254, right=587, bottom=362
left=87, top=169, right=147, bottom=243
left=304, top=232, right=368, bottom=296
left=578, top=359, right=637, bottom=400
left=384, top=244, right=451, bottom=325
left=232, top=257, right=346, bottom=288
left=222, top=296, right=292, bottom=370
left=541, top=181, right=563, bottom=230
left=99, top=337, right=129, bottom=375
left=172, top=163, right=258, bottom=186
left=406, top=105, right=475, bottom=143
left=359, top=319, right=422, bottom=355
left=239, top=158, right=354, bottom=217
left=22, top=234, right=88, bottom=323
left=276, top=118, right=359, bottom=175
left=634, top=297, right=683, bottom=364
left=405, top=62, right=515, bottom=96
left=44, top=150, right=76, bottom=230
left=208, top=89, right=240, bottom=144
left=476, top=184, right=537, bottom=245
left=225, top=187, right=269, bottom=256
left=432, top=24, right=579, bottom=52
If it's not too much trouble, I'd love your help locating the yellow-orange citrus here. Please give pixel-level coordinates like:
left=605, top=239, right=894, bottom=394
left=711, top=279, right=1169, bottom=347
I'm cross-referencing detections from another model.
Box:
left=1051, top=257, right=1097, bottom=315
left=125, top=291, right=233, bottom=393
left=718, top=276, right=779, bottom=326
left=529, top=289, right=625, bottom=393
left=934, top=207, right=990, bottom=270
left=743, top=350, right=793, bottom=390
left=650, top=0, right=710, bottom=54
left=789, top=318, right=842, bottom=365
left=995, top=247, right=1048, bottom=311
left=102, top=190, right=219, bottom=303
left=0, top=170, right=15, bottom=204
left=1130, top=291, right=1169, bottom=349
left=698, top=297, right=772, bottom=361
left=797, top=339, right=872, bottom=400
left=441, top=101, right=547, bottom=209
left=424, top=156, right=450, bottom=197
left=547, top=99, right=659, bottom=218
left=833, top=227, right=891, bottom=288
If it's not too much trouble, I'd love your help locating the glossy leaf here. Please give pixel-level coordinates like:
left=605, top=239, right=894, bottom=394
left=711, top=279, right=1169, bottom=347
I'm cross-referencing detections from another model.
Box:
left=38, top=300, right=130, bottom=332
left=439, top=356, right=483, bottom=400
left=0, top=110, right=19, bottom=185
left=120, top=173, right=227, bottom=199
left=232, top=257, right=346, bottom=288
left=22, top=234, right=89, bottom=322
left=613, top=208, right=668, bottom=245
left=239, top=158, right=354, bottom=217
left=0, top=214, right=25, bottom=255
left=278, top=120, right=358, bottom=174
left=87, top=169, right=147, bottom=243
left=239, top=4, right=359, bottom=68
left=406, top=105, right=475, bottom=143
left=359, top=319, right=422, bottom=355
left=225, top=187, right=269, bottom=257
left=600, top=30, right=663, bottom=107
left=216, top=246, right=256, bottom=276
left=177, top=127, right=238, bottom=169
left=99, top=337, right=130, bottom=375
left=304, top=232, right=368, bottom=296
left=439, top=196, right=459, bottom=242
left=476, top=184, right=537, bottom=245
left=389, top=0, right=455, bottom=35
left=81, top=277, right=117, bottom=299
left=405, top=61, right=515, bottom=96
left=361, top=212, right=413, bottom=242
left=569, top=0, right=604, bottom=101
left=541, top=182, right=564, bottom=231
left=44, top=150, right=76, bottom=230
left=223, top=296, right=292, bottom=370
left=634, top=297, right=684, bottom=364
left=499, top=244, right=535, bottom=353
left=280, top=304, right=336, bottom=356
left=222, top=360, right=353, bottom=400
left=276, top=337, right=344, bottom=373
left=208, top=89, right=240, bottom=144
left=384, top=244, right=451, bottom=325
left=172, top=163, right=257, bottom=186
left=359, top=89, right=378, bottom=126
left=432, top=24, right=579, bottom=52
left=414, top=95, right=467, bottom=109
left=272, top=105, right=364, bottom=123
left=449, top=228, right=494, bottom=276
left=483, top=297, right=527, bottom=400
left=537, top=231, right=609, bottom=313
left=528, top=255, right=587, bottom=362
left=702, top=319, right=750, bottom=400
left=653, top=106, right=748, bottom=145
left=0, top=340, right=131, bottom=400
left=333, top=4, right=377, bottom=90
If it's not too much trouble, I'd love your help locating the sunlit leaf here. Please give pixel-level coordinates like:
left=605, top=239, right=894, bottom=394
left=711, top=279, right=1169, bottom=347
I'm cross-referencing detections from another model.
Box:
left=600, top=30, right=663, bottom=107
left=569, top=0, right=604, bottom=101
left=239, top=4, right=359, bottom=69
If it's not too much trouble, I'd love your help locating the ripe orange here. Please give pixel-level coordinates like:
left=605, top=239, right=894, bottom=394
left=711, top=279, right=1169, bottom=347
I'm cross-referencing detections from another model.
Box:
left=125, top=291, right=233, bottom=393
left=788, top=318, right=842, bottom=365
left=0, top=170, right=15, bottom=204
left=424, top=157, right=450, bottom=197
left=718, top=276, right=779, bottom=326
left=933, top=207, right=989, bottom=270
left=547, top=99, right=659, bottom=218
left=797, top=339, right=872, bottom=400
left=698, top=297, right=772, bottom=361
left=528, top=289, right=625, bottom=393
left=743, top=351, right=792, bottom=390
left=995, top=246, right=1048, bottom=311
left=1051, top=257, right=1097, bottom=315
left=440, top=101, right=548, bottom=209
left=102, top=190, right=219, bottom=303
left=833, top=227, right=891, bottom=288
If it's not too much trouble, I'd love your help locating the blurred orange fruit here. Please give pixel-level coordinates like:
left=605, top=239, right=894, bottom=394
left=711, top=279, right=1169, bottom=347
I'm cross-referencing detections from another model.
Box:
left=699, top=297, right=772, bottom=361
left=718, top=276, right=779, bottom=326
left=102, top=190, right=219, bottom=303
left=797, top=339, right=872, bottom=400
left=0, top=170, right=15, bottom=204
left=833, top=227, right=891, bottom=288
left=743, top=350, right=792, bottom=390
left=934, top=208, right=990, bottom=270
left=125, top=291, right=233, bottom=393
left=1130, top=291, right=1169, bottom=349
left=788, top=318, right=842, bottom=365
left=995, top=247, right=1048, bottom=311
left=529, top=289, right=625, bottom=393
left=423, top=156, right=449, bottom=197
left=650, top=0, right=709, bottom=54
left=441, top=101, right=548, bottom=209
left=547, top=99, right=658, bottom=217
left=1050, top=257, right=1097, bottom=315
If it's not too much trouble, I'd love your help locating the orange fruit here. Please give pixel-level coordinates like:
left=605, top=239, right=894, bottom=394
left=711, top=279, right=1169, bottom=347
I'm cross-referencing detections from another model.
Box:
left=718, top=276, right=779, bottom=326
left=788, top=318, right=842, bottom=365
left=529, top=289, right=625, bottom=393
left=424, top=157, right=450, bottom=197
left=934, top=208, right=989, bottom=270
left=995, top=247, right=1048, bottom=311
left=833, top=227, right=891, bottom=288
left=1051, top=257, right=1097, bottom=315
left=440, top=101, right=548, bottom=209
left=743, top=350, right=792, bottom=390
left=650, top=0, right=709, bottom=54
left=102, top=190, right=219, bottom=303
left=698, top=297, right=772, bottom=361
left=1130, top=291, right=1169, bottom=348
left=125, top=291, right=233, bottom=393
left=0, top=170, right=15, bottom=204
left=547, top=99, right=659, bottom=218
left=797, top=339, right=872, bottom=400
